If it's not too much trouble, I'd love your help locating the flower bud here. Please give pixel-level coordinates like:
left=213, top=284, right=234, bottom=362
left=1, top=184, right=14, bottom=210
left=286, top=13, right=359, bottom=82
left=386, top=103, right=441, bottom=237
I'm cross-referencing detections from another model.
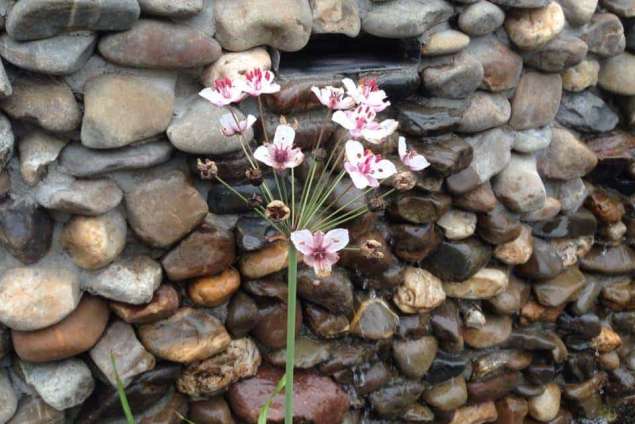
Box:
left=197, top=158, right=218, bottom=180
left=246, top=167, right=263, bottom=186
left=265, top=200, right=291, bottom=222
left=360, top=239, right=384, bottom=260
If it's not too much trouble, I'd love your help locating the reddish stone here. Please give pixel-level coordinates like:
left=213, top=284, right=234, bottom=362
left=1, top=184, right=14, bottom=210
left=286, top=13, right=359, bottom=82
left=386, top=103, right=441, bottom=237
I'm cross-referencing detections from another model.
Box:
left=110, top=284, right=180, bottom=324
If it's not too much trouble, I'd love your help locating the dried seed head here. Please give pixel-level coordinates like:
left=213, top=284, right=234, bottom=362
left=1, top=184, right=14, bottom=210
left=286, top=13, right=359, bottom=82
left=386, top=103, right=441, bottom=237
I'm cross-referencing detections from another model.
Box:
left=368, top=195, right=386, bottom=212
left=246, top=167, right=263, bottom=186
left=360, top=239, right=384, bottom=259
left=265, top=200, right=291, bottom=222
left=393, top=171, right=416, bottom=191
left=197, top=158, right=218, bottom=180
left=248, top=193, right=264, bottom=209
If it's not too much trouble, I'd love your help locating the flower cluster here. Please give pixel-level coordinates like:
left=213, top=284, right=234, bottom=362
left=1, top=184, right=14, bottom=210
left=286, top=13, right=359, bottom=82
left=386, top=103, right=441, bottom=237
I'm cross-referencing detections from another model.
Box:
left=198, top=69, right=430, bottom=277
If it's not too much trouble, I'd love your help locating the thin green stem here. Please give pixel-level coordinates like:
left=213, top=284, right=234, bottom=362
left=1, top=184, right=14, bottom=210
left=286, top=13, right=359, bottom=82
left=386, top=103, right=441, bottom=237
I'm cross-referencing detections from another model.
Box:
left=291, top=167, right=296, bottom=228
left=300, top=170, right=346, bottom=229
left=229, top=108, right=257, bottom=170
left=258, top=97, right=270, bottom=144
left=309, top=186, right=374, bottom=230
left=317, top=207, right=369, bottom=232
left=284, top=246, right=298, bottom=424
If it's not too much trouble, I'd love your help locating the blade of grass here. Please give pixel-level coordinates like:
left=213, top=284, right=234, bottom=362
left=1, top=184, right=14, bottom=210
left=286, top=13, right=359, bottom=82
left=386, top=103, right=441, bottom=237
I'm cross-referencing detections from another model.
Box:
left=111, top=353, right=135, bottom=424
left=258, top=375, right=286, bottom=424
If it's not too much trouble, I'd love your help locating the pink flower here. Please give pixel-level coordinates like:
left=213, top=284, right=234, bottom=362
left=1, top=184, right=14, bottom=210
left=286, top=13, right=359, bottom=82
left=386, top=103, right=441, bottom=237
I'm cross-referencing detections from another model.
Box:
left=310, top=86, right=355, bottom=110
left=219, top=113, right=257, bottom=137
left=342, top=78, right=390, bottom=112
left=241, top=68, right=280, bottom=96
left=398, top=137, right=430, bottom=172
left=290, top=228, right=349, bottom=277
left=343, top=140, right=397, bottom=189
left=253, top=124, right=304, bottom=170
left=332, top=105, right=398, bottom=144
left=199, top=77, right=246, bottom=107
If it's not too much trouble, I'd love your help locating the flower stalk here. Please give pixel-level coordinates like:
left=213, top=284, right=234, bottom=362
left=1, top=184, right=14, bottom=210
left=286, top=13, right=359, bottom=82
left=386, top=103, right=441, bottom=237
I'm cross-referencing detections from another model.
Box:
left=284, top=245, right=298, bottom=424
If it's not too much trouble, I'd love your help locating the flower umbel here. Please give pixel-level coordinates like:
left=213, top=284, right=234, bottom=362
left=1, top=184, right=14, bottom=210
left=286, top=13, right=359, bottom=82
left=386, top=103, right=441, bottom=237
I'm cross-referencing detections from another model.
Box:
left=199, top=77, right=245, bottom=107
left=196, top=158, right=218, bottom=180
left=220, top=113, right=257, bottom=136
left=290, top=229, right=349, bottom=277
left=398, top=137, right=430, bottom=172
left=332, top=105, right=398, bottom=144
left=266, top=200, right=291, bottom=222
left=241, top=68, right=281, bottom=96
left=253, top=124, right=304, bottom=170
left=343, top=140, right=397, bottom=189
left=310, top=86, right=355, bottom=110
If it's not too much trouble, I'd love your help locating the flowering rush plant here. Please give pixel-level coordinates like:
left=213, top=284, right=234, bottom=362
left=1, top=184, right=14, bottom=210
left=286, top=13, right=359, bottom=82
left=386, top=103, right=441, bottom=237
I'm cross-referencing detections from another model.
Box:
left=198, top=69, right=429, bottom=423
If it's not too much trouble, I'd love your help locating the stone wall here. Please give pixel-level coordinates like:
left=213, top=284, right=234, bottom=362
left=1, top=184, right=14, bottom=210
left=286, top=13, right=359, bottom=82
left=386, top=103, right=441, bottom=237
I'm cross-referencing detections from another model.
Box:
left=0, top=0, right=633, bottom=423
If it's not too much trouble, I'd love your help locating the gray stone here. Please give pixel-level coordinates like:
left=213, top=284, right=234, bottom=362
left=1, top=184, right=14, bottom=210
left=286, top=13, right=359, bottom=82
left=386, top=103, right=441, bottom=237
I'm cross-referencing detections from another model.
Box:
left=490, top=0, right=549, bottom=6
left=6, top=395, right=65, bottom=423
left=458, top=91, right=510, bottom=133
left=0, top=75, right=80, bottom=133
left=0, top=58, right=10, bottom=97
left=557, top=0, right=597, bottom=26
left=35, top=169, right=123, bottom=215
left=0, top=369, right=17, bottom=423
left=512, top=126, right=552, bottom=153
left=177, top=0, right=215, bottom=39
left=18, top=130, right=67, bottom=186
left=81, top=73, right=175, bottom=149
left=556, top=91, right=619, bottom=133
left=420, top=29, right=471, bottom=56
left=422, top=52, right=484, bottom=99
left=510, top=71, right=562, bottom=130
left=602, top=0, right=635, bottom=17
left=0, top=266, right=81, bottom=331
left=214, top=0, right=312, bottom=51
left=0, top=113, right=12, bottom=172
left=6, top=0, right=140, bottom=41
left=493, top=153, right=546, bottom=213
left=522, top=34, right=588, bottom=72
left=447, top=128, right=513, bottom=194
left=138, top=0, right=203, bottom=18
left=537, top=127, right=598, bottom=180
left=598, top=53, right=635, bottom=95
left=0, top=32, right=96, bottom=75
left=58, top=140, right=172, bottom=177
left=458, top=1, right=505, bottom=36
left=362, top=0, right=454, bottom=38
left=464, top=35, right=523, bottom=92
left=545, top=177, right=589, bottom=214
left=167, top=98, right=253, bottom=155
left=82, top=256, right=162, bottom=305
left=311, top=0, right=360, bottom=37
left=582, top=13, right=626, bottom=57
left=89, top=320, right=156, bottom=387
left=18, top=359, right=94, bottom=411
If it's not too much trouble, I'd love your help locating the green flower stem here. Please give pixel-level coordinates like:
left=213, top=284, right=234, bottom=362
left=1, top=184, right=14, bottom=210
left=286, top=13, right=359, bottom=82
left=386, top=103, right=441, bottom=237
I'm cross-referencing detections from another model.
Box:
left=257, top=97, right=270, bottom=144
left=228, top=108, right=258, bottom=170
left=284, top=245, right=298, bottom=424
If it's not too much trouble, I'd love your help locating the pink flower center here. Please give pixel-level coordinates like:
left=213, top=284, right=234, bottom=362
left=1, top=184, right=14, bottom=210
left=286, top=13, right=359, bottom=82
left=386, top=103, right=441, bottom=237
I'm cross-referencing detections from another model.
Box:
left=246, top=69, right=263, bottom=90
left=214, top=78, right=233, bottom=98
left=273, top=146, right=290, bottom=164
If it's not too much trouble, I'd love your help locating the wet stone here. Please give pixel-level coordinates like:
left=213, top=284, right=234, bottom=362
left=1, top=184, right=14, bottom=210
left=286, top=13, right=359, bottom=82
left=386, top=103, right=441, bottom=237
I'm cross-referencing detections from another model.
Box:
left=188, top=268, right=241, bottom=307
left=189, top=397, right=235, bottom=424
left=266, top=335, right=330, bottom=369
left=396, top=96, right=468, bottom=135
left=235, top=215, right=278, bottom=252
left=393, top=336, right=438, bottom=379
left=226, top=291, right=258, bottom=337
left=110, top=284, right=180, bottom=324
left=388, top=192, right=451, bottom=224
left=580, top=244, right=635, bottom=274
left=448, top=401, right=498, bottom=424
left=423, top=376, right=468, bottom=412
left=390, top=223, right=441, bottom=262
left=468, top=371, right=521, bottom=403
left=350, top=298, right=399, bottom=340
left=239, top=240, right=289, bottom=279
left=557, top=90, right=619, bottom=133
left=422, top=238, right=492, bottom=281
left=477, top=204, right=523, bottom=245
left=252, top=300, right=301, bottom=349
left=443, top=268, right=509, bottom=299
left=297, top=267, right=354, bottom=315
left=515, top=238, right=564, bottom=280
left=305, top=304, right=350, bottom=339
left=533, top=266, right=586, bottom=307
left=416, top=134, right=473, bottom=176
left=0, top=198, right=52, bottom=264
left=487, top=275, right=530, bottom=315
left=464, top=314, right=513, bottom=348
left=369, top=379, right=425, bottom=418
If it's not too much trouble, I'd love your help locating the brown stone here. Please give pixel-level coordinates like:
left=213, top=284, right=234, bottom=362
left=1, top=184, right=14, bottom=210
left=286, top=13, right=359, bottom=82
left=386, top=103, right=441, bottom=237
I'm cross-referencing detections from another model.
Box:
left=12, top=294, right=109, bottom=363
left=591, top=325, right=622, bottom=353
left=423, top=376, right=468, bottom=412
left=494, top=225, right=533, bottom=265
left=495, top=396, right=528, bottom=424
left=189, top=397, right=235, bottom=424
left=239, top=240, right=288, bottom=279
left=464, top=314, right=512, bottom=349
left=252, top=301, right=302, bottom=349
left=505, top=2, right=565, bottom=50
left=454, top=182, right=497, bottom=213
left=510, top=71, right=562, bottom=130
left=138, top=307, right=231, bottom=363
left=110, top=284, right=180, bottom=324
left=586, top=189, right=625, bottom=224
left=188, top=268, right=241, bottom=307
left=533, top=266, right=586, bottom=307
left=465, top=35, right=523, bottom=92
left=449, top=401, right=498, bottom=424
left=228, top=366, right=349, bottom=424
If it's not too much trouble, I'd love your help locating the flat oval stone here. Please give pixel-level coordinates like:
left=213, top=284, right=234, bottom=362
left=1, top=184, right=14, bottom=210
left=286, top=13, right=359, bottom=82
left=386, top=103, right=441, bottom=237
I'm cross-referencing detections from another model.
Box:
left=239, top=240, right=289, bottom=279
left=0, top=266, right=80, bottom=331
left=0, top=198, right=52, bottom=265
left=362, top=0, right=454, bottom=38
left=188, top=268, right=241, bottom=307
left=533, top=266, right=586, bottom=307
left=510, top=71, right=562, bottom=130
left=465, top=35, right=523, bottom=92
left=388, top=192, right=451, bottom=224
left=458, top=2, right=505, bottom=36
left=443, top=268, right=509, bottom=299
left=505, top=2, right=565, bottom=50
left=99, top=20, right=221, bottom=68
left=139, top=307, right=231, bottom=363
left=580, top=244, right=635, bottom=274
left=12, top=294, right=109, bottom=362
left=557, top=90, right=619, bottom=133
left=523, top=34, right=588, bottom=72
left=110, top=284, right=180, bottom=324
left=423, top=376, right=468, bottom=412
left=420, top=29, right=471, bottom=56
left=515, top=238, right=564, bottom=280
left=393, top=336, right=438, bottom=379
left=422, top=238, right=492, bottom=281
left=464, top=314, right=513, bottom=348
left=394, top=267, right=446, bottom=313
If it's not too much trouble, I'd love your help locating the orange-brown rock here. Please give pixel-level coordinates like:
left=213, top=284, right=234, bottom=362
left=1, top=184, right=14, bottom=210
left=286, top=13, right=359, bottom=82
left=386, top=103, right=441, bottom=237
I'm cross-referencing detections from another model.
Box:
left=239, top=240, right=289, bottom=279
left=585, top=189, right=625, bottom=224
left=188, top=268, right=241, bottom=307
left=12, top=294, right=109, bottom=362
left=591, top=326, right=622, bottom=353
left=110, top=284, right=180, bottom=324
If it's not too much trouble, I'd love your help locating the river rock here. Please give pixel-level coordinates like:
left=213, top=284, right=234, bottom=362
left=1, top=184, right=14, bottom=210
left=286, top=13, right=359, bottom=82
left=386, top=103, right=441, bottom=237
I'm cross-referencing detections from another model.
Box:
left=362, top=0, right=454, bottom=38
left=556, top=90, right=619, bottom=133
left=423, top=238, right=492, bottom=281
left=0, top=32, right=96, bottom=75
left=0, top=266, right=80, bottom=331
left=0, top=370, right=16, bottom=422
left=161, top=214, right=235, bottom=280
left=582, top=13, right=626, bottom=57
left=214, top=0, right=312, bottom=51
left=311, top=0, right=360, bottom=37
left=111, top=284, right=180, bottom=324
left=490, top=0, right=550, bottom=6
left=18, top=130, right=66, bottom=186
left=90, top=320, right=156, bottom=387
left=477, top=204, right=523, bottom=244
left=178, top=337, right=261, bottom=397
left=61, top=209, right=126, bottom=270
left=138, top=0, right=202, bottom=17
left=58, top=140, right=173, bottom=177
left=539, top=129, right=596, bottom=181
left=422, top=52, right=484, bottom=99
left=99, top=20, right=221, bottom=69
left=494, top=225, right=533, bottom=265
left=562, top=59, right=600, bottom=92
left=298, top=267, right=353, bottom=315
left=139, top=307, right=231, bottom=363
left=423, top=376, right=468, bottom=411
left=459, top=2, right=505, bottom=36
left=558, top=0, right=597, bottom=26
left=12, top=294, right=109, bottom=362
left=464, top=314, right=513, bottom=348
left=393, top=336, right=438, bottom=379
left=389, top=192, right=451, bottom=223
left=81, top=73, right=175, bottom=149
left=228, top=366, right=349, bottom=424
left=603, top=0, right=635, bottom=16
left=420, top=29, right=470, bottom=56
left=454, top=181, right=497, bottom=212
left=417, top=134, right=473, bottom=176
left=17, top=358, right=94, bottom=411
left=515, top=238, right=564, bottom=280
left=437, top=209, right=477, bottom=240
left=458, top=91, right=511, bottom=133
left=465, top=35, right=523, bottom=92
left=253, top=300, right=301, bottom=349
left=528, top=383, right=561, bottom=421
left=443, top=268, right=509, bottom=299
left=394, top=267, right=446, bottom=313
left=189, top=397, right=235, bottom=424
left=391, top=223, right=442, bottom=262
left=7, top=395, right=64, bottom=423
left=239, top=240, right=289, bottom=279
left=447, top=128, right=513, bottom=194
left=351, top=298, right=399, bottom=340
left=396, top=96, right=468, bottom=135
left=0, top=198, right=52, bottom=264
left=266, top=335, right=330, bottom=369
left=0, top=74, right=80, bottom=133
left=188, top=268, right=241, bottom=307
left=494, top=153, right=546, bottom=213
left=505, top=2, right=565, bottom=50
left=533, top=266, right=585, bottom=307
left=598, top=52, right=635, bottom=95
left=202, top=47, right=271, bottom=84
left=586, top=189, right=625, bottom=223
left=83, top=255, right=161, bottom=304
left=510, top=71, right=562, bottom=130
left=125, top=170, right=208, bottom=248
left=6, top=0, right=140, bottom=41
left=580, top=244, right=635, bottom=274
left=167, top=98, right=252, bottom=155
